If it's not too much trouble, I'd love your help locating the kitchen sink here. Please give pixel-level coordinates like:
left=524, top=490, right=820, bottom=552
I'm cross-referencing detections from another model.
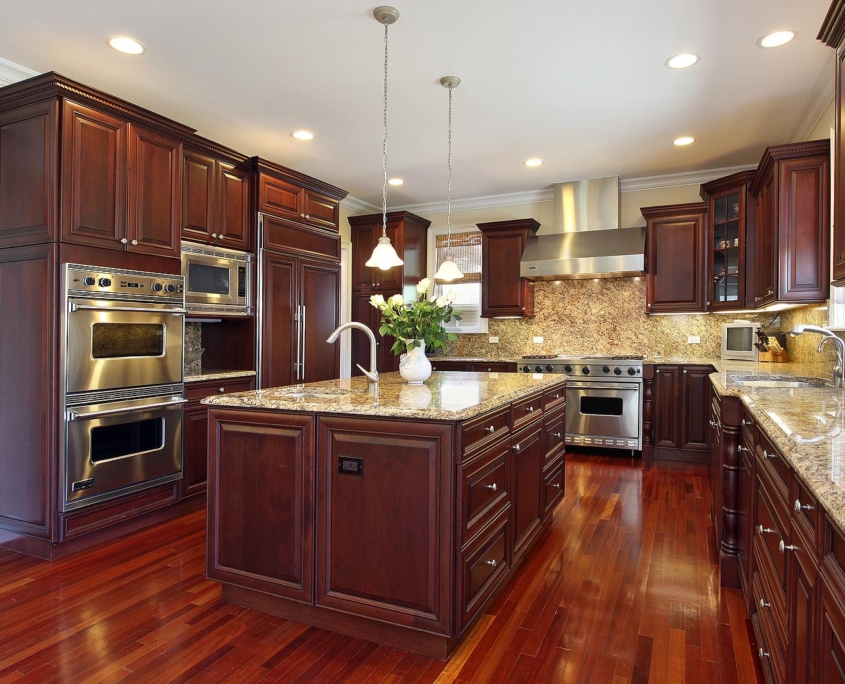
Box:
left=730, top=375, right=826, bottom=389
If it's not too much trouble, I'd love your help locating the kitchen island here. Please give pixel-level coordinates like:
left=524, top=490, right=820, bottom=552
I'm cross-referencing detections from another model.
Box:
left=202, top=371, right=566, bottom=659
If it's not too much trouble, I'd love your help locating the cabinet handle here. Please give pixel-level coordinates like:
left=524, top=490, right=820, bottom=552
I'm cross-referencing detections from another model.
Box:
left=553, top=432, right=561, bottom=439
left=513, top=443, right=521, bottom=452
left=487, top=367, right=493, bottom=371
left=484, top=559, right=498, bottom=568
left=484, top=483, right=498, bottom=492
left=527, top=406, right=534, bottom=412
left=305, top=214, right=310, bottom=219
left=300, top=213, right=305, bottom=218
left=738, top=445, right=749, bottom=453
left=212, top=232, right=218, bottom=238
left=647, top=303, right=652, bottom=309
left=759, top=647, right=769, bottom=659
left=553, top=393, right=560, bottom=399
left=120, top=237, right=128, bottom=244
left=767, top=288, right=773, bottom=295
left=756, top=525, right=776, bottom=535
left=742, top=419, right=750, bottom=426
left=779, top=540, right=797, bottom=553
left=709, top=420, right=716, bottom=427
left=218, top=387, right=225, bottom=393
left=484, top=425, right=495, bottom=434
left=759, top=598, right=770, bottom=609
left=794, top=499, right=814, bottom=513
left=763, top=450, right=775, bottom=459
left=129, top=239, right=137, bottom=245
left=683, top=369, right=687, bottom=374
left=656, top=369, right=660, bottom=374
left=552, top=483, right=561, bottom=489
left=706, top=301, right=711, bottom=306
left=754, top=296, right=760, bottom=302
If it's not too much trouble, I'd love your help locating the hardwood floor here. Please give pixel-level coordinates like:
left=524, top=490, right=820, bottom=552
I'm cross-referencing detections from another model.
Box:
left=0, top=452, right=761, bottom=683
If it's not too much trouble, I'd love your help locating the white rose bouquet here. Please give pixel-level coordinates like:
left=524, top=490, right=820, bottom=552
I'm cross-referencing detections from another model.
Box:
left=370, top=278, right=461, bottom=354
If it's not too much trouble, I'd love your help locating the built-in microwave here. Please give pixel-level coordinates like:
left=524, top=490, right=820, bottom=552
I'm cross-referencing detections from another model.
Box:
left=181, top=244, right=253, bottom=315
left=721, top=321, right=756, bottom=361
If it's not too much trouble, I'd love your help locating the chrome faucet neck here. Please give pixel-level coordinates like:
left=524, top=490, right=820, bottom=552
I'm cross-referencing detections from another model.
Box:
left=327, top=322, right=379, bottom=386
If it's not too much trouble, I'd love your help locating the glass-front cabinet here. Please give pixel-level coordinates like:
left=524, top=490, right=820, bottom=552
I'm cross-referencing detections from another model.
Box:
left=700, top=171, right=755, bottom=311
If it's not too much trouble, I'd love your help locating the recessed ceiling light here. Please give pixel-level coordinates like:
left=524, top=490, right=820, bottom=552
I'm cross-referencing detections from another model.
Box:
left=524, top=158, right=544, bottom=167
left=673, top=136, right=695, bottom=146
left=107, top=36, right=146, bottom=55
left=757, top=30, right=796, bottom=48
left=291, top=130, right=315, bottom=141
left=665, top=53, right=700, bottom=69
left=388, top=178, right=404, bottom=186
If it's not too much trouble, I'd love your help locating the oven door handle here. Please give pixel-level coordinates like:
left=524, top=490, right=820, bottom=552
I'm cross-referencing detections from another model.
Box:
left=566, top=383, right=641, bottom=391
left=69, top=303, right=187, bottom=315
left=67, top=398, right=187, bottom=421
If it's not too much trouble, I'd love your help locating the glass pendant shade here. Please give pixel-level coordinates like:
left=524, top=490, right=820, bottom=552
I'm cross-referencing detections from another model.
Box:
left=365, top=235, right=404, bottom=269
left=434, top=253, right=463, bottom=281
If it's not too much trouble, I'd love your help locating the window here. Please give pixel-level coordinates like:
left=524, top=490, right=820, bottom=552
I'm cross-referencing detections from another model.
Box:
left=428, top=226, right=488, bottom=333
left=829, top=284, right=845, bottom=330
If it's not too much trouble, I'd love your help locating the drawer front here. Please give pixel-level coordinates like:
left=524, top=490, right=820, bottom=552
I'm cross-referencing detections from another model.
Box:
left=543, top=465, right=564, bottom=517
left=468, top=362, right=512, bottom=373
left=461, top=406, right=510, bottom=458
left=459, top=511, right=510, bottom=631
left=758, top=433, right=789, bottom=503
left=185, top=377, right=255, bottom=402
left=431, top=360, right=469, bottom=372
left=512, top=393, right=543, bottom=430
left=753, top=571, right=786, bottom=684
left=544, top=410, right=565, bottom=462
left=459, top=440, right=509, bottom=540
left=741, top=408, right=758, bottom=447
left=542, top=385, right=565, bottom=412
left=755, top=477, right=788, bottom=596
left=793, top=476, right=818, bottom=539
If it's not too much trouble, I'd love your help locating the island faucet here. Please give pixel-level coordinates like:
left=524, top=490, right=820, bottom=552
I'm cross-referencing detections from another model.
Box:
left=327, top=322, right=379, bottom=387
left=789, top=324, right=845, bottom=389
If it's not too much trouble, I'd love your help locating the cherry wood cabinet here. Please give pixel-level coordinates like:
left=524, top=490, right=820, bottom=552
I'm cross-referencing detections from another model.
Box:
left=257, top=172, right=340, bottom=232
left=181, top=143, right=250, bottom=252
left=429, top=360, right=517, bottom=373
left=642, top=203, right=708, bottom=313
left=352, top=290, right=398, bottom=375
left=181, top=376, right=256, bottom=499
left=749, top=140, right=830, bottom=307
left=477, top=218, right=539, bottom=318
left=511, top=420, right=544, bottom=563
left=652, top=364, right=713, bottom=462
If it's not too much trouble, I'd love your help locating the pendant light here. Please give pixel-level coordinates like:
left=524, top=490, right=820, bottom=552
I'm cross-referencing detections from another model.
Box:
left=365, top=6, right=404, bottom=271
left=434, top=76, right=464, bottom=282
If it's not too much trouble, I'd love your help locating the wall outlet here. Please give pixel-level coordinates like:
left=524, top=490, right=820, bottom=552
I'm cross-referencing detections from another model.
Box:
left=533, top=336, right=544, bottom=344
left=688, top=335, right=701, bottom=344
left=488, top=336, right=499, bottom=344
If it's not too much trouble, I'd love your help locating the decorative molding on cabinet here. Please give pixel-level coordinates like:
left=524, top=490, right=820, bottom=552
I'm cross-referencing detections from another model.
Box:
left=340, top=195, right=380, bottom=215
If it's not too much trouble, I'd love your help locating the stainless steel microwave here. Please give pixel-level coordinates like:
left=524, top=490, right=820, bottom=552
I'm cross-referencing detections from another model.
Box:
left=181, top=244, right=253, bottom=315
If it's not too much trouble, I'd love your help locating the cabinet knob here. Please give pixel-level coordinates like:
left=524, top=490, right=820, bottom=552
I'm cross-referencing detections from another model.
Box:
left=484, top=483, right=498, bottom=492
left=305, top=214, right=310, bottom=219
left=759, top=647, right=769, bottom=659
left=767, top=288, right=773, bottom=295
left=487, top=367, right=493, bottom=371
left=754, top=296, right=760, bottom=302
left=756, top=524, right=776, bottom=535
left=219, top=387, right=225, bottom=393
left=647, top=303, right=652, bottom=309
left=738, top=445, right=748, bottom=453
left=778, top=540, right=797, bottom=553
left=553, top=432, right=561, bottom=439
left=212, top=232, right=218, bottom=238
left=484, top=559, right=498, bottom=568
left=513, top=443, right=521, bottom=452
left=120, top=238, right=128, bottom=244
left=552, top=483, right=561, bottom=489
left=683, top=369, right=687, bottom=374
left=553, top=393, right=560, bottom=399
left=300, top=213, right=305, bottom=218
left=484, top=425, right=495, bottom=434
left=706, top=301, right=710, bottom=306
left=763, top=450, right=775, bottom=459
left=656, top=369, right=660, bottom=374
left=527, top=406, right=534, bottom=413
left=130, top=239, right=138, bottom=246
left=794, top=499, right=814, bottom=513
left=742, top=419, right=750, bottom=426
left=709, top=419, right=716, bottom=427
left=759, top=598, right=770, bottom=609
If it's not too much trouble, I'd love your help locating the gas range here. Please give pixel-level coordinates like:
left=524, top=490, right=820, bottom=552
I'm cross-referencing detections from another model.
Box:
left=520, top=354, right=644, bottom=381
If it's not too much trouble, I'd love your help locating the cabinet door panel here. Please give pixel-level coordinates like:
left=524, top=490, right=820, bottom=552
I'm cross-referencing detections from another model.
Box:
left=820, top=577, right=845, bottom=684
left=181, top=403, right=209, bottom=498
left=790, top=542, right=817, bottom=684
left=61, top=101, right=126, bottom=248
left=512, top=422, right=543, bottom=561
left=217, top=162, right=250, bottom=251
left=645, top=211, right=706, bottom=312
left=302, top=189, right=339, bottom=231
left=317, top=417, right=452, bottom=635
left=754, top=174, right=777, bottom=306
left=680, top=366, right=711, bottom=451
left=128, top=124, right=181, bottom=257
left=481, top=230, right=530, bottom=316
left=181, top=149, right=215, bottom=243
left=207, top=409, right=314, bottom=603
left=300, top=259, right=340, bottom=383
left=653, top=366, right=680, bottom=449
left=260, top=252, right=297, bottom=388
left=259, top=175, right=301, bottom=219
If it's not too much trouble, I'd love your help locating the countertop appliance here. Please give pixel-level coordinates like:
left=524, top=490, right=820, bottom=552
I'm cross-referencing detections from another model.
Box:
left=521, top=354, right=644, bottom=451
left=62, top=265, right=187, bottom=511
left=721, top=321, right=757, bottom=361
left=181, top=243, right=253, bottom=316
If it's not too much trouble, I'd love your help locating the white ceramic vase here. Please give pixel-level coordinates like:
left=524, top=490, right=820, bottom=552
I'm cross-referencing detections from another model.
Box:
left=399, top=339, right=432, bottom=384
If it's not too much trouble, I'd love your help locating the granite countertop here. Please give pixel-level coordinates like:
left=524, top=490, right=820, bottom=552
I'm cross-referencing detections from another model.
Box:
left=202, top=371, right=565, bottom=421
left=185, top=370, right=257, bottom=383
left=705, top=360, right=845, bottom=533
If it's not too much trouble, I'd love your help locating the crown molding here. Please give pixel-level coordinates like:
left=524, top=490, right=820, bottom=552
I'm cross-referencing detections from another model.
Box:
left=0, top=58, right=38, bottom=87
left=340, top=195, right=380, bottom=215
left=786, top=59, right=835, bottom=143
left=619, top=165, right=758, bottom=192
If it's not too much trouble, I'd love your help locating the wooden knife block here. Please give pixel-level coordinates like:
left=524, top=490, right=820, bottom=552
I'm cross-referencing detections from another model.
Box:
left=758, top=349, right=790, bottom=363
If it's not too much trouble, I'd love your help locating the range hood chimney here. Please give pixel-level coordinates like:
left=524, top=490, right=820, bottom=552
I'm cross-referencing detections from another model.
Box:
left=520, top=176, right=645, bottom=280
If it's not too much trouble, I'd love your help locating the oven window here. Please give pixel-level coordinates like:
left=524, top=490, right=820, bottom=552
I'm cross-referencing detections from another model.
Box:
left=188, top=263, right=230, bottom=295
left=92, top=323, right=164, bottom=358
left=91, top=418, right=164, bottom=462
left=580, top=396, right=624, bottom=416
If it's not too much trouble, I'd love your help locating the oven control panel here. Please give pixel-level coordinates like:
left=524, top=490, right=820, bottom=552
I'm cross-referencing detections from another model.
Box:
left=66, top=266, right=184, bottom=302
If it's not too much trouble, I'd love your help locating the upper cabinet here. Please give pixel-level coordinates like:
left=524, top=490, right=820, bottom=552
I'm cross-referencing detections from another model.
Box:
left=700, top=171, right=755, bottom=310
left=257, top=167, right=342, bottom=232
left=477, top=218, right=539, bottom=318
left=181, top=139, right=250, bottom=252
left=642, top=203, right=707, bottom=313
left=748, top=140, right=830, bottom=306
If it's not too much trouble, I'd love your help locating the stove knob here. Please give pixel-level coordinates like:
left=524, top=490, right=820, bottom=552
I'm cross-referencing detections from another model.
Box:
left=535, top=365, right=544, bottom=373
left=614, top=367, right=623, bottom=375
left=164, top=284, right=176, bottom=293
left=602, top=365, right=611, bottom=373
left=522, top=365, right=531, bottom=373
left=83, top=276, right=96, bottom=286
left=627, top=367, right=637, bottom=376
left=581, top=367, right=591, bottom=375
left=545, top=365, right=554, bottom=372
left=564, top=365, right=573, bottom=373
left=98, top=277, right=111, bottom=287
left=151, top=282, right=163, bottom=292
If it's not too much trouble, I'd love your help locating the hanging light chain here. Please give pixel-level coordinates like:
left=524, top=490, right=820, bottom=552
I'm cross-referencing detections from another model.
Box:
left=381, top=18, right=389, bottom=239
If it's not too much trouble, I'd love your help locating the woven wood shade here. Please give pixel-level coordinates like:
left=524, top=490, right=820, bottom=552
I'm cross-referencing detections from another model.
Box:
left=435, top=232, right=481, bottom=283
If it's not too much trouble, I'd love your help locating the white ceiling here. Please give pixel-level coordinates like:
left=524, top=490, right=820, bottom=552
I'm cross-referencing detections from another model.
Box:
left=0, top=0, right=835, bottom=207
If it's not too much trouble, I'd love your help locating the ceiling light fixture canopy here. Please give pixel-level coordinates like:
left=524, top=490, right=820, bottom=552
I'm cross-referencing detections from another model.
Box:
left=664, top=53, right=699, bottom=69
left=365, top=6, right=404, bottom=271
left=757, top=30, right=796, bottom=48
left=107, top=36, right=146, bottom=55
left=434, top=76, right=464, bottom=282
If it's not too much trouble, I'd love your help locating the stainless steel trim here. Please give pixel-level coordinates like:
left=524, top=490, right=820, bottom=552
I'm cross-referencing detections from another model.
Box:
left=565, top=381, right=641, bottom=391
left=295, top=304, right=302, bottom=380
left=68, top=398, right=187, bottom=421
left=63, top=471, right=183, bottom=512
left=301, top=304, right=307, bottom=381
left=256, top=215, right=266, bottom=388
left=70, top=302, right=187, bottom=315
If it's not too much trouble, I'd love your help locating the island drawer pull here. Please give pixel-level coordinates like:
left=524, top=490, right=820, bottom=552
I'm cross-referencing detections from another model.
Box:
left=779, top=540, right=797, bottom=553
left=794, top=499, right=814, bottom=513
left=763, top=450, right=776, bottom=459
left=759, top=598, right=770, bottom=609
left=756, top=525, right=776, bottom=535
left=484, top=559, right=498, bottom=568
left=552, top=432, right=561, bottom=439
left=484, top=483, right=498, bottom=492
left=526, top=406, right=534, bottom=412
left=219, top=387, right=225, bottom=393
left=513, top=443, right=521, bottom=452
left=484, top=425, right=495, bottom=434
left=759, top=647, right=769, bottom=659
left=552, top=483, right=561, bottom=489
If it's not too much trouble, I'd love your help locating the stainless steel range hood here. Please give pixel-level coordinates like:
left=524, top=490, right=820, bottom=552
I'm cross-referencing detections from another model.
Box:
left=520, top=176, right=645, bottom=280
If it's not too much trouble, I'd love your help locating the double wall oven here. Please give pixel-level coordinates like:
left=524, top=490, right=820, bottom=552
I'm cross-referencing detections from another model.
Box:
left=62, top=265, right=186, bottom=511
left=521, top=355, right=644, bottom=451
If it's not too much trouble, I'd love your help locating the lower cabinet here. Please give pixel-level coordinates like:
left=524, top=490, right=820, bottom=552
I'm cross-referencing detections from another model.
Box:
left=430, top=360, right=517, bottom=372
left=511, top=420, right=544, bottom=563
left=652, top=364, right=713, bottom=462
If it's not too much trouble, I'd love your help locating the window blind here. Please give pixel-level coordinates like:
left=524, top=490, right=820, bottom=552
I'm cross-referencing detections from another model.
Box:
left=434, top=232, right=481, bottom=283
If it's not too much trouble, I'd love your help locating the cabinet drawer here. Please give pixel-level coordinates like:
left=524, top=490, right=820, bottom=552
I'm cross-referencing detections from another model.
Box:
left=543, top=465, right=564, bottom=517
left=458, top=511, right=510, bottom=631
left=741, top=408, right=758, bottom=447
left=459, top=439, right=509, bottom=541
left=461, top=406, right=510, bottom=459
left=467, top=361, right=512, bottom=373
left=544, top=410, right=565, bottom=462
left=755, top=477, right=789, bottom=597
left=753, top=571, right=786, bottom=684
left=758, top=433, right=789, bottom=503
left=792, top=476, right=818, bottom=540
left=186, top=377, right=255, bottom=402
left=542, top=385, right=565, bottom=412
left=431, top=360, right=469, bottom=372
left=512, top=393, right=543, bottom=430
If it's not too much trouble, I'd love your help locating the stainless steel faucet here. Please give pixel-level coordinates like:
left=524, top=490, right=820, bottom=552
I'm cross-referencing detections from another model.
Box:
left=327, top=322, right=379, bottom=387
left=789, top=324, right=845, bottom=389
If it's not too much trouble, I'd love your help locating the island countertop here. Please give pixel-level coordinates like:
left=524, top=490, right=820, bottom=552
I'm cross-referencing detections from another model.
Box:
left=202, top=370, right=565, bottom=421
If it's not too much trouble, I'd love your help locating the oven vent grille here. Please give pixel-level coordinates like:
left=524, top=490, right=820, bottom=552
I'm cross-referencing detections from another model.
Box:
left=66, top=384, right=183, bottom=407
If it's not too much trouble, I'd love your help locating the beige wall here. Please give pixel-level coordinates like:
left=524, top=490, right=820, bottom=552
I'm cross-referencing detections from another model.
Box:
left=805, top=101, right=835, bottom=142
